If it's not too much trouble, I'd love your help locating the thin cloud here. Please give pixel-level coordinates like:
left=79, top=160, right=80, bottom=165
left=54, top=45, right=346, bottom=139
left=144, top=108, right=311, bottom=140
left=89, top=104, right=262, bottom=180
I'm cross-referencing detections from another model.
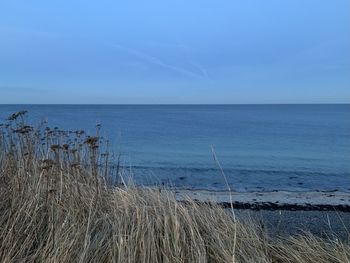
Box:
left=145, top=40, right=211, bottom=80
left=188, top=60, right=210, bottom=80
left=107, top=43, right=206, bottom=80
left=176, top=40, right=211, bottom=80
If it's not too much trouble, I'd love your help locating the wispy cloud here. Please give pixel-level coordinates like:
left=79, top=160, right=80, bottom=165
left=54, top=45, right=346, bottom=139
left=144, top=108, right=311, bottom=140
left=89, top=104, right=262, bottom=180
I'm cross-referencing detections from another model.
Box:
left=175, top=40, right=211, bottom=80
left=106, top=43, right=207, bottom=80
left=188, top=60, right=210, bottom=80
left=145, top=40, right=211, bottom=80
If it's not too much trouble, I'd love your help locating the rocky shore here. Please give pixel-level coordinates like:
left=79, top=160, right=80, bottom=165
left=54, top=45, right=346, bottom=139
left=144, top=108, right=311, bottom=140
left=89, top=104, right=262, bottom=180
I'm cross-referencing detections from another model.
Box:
left=174, top=189, right=350, bottom=212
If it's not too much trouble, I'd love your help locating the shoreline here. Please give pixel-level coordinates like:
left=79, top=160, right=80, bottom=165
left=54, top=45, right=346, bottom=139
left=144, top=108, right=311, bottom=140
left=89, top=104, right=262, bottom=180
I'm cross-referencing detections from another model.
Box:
left=173, top=189, right=350, bottom=212
left=174, top=189, right=350, bottom=238
left=234, top=209, right=350, bottom=240
left=1, top=111, right=349, bottom=262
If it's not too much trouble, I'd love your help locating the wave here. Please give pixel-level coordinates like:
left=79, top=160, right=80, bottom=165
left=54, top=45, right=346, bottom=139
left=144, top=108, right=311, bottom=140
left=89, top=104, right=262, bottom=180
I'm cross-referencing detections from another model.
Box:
left=122, top=165, right=349, bottom=178
left=116, top=165, right=350, bottom=193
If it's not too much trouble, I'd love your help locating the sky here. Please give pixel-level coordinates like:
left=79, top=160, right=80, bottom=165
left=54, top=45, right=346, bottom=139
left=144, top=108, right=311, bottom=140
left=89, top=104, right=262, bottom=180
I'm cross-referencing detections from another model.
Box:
left=0, top=1, right=349, bottom=104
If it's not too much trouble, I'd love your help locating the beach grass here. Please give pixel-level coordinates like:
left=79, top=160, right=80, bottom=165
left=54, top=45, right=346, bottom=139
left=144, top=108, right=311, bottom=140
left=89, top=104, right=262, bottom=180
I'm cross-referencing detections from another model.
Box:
left=0, top=111, right=349, bottom=263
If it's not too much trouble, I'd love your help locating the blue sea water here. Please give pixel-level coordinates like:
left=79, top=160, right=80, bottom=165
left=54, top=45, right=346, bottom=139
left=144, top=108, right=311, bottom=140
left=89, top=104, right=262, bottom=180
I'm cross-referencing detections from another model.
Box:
left=1, top=104, right=349, bottom=192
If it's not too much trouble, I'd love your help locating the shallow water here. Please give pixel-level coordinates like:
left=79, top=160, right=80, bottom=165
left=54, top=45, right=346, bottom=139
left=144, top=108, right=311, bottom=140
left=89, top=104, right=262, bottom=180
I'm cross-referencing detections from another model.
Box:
left=1, top=104, right=349, bottom=192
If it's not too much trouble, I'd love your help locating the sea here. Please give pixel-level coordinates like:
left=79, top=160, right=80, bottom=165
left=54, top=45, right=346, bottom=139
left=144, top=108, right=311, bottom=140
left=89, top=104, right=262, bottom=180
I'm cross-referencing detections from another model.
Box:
left=1, top=104, right=349, bottom=193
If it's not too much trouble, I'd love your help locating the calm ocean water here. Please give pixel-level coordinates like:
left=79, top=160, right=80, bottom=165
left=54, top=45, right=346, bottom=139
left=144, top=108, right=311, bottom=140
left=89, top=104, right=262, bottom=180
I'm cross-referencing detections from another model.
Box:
left=1, top=104, right=349, bottom=192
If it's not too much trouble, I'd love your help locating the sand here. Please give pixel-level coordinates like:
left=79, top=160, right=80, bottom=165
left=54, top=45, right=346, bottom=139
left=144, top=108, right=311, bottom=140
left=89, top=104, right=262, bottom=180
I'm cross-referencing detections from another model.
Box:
left=172, top=189, right=350, bottom=239
left=174, top=189, right=350, bottom=211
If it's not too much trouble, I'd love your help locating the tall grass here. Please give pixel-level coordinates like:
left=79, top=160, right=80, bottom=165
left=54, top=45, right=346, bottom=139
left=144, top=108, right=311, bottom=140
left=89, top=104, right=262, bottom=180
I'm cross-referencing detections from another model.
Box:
left=0, top=111, right=349, bottom=262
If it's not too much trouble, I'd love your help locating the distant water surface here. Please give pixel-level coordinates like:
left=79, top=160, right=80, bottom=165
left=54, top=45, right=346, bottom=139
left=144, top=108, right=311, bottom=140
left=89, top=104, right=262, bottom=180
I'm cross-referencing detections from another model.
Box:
left=1, top=104, right=349, bottom=192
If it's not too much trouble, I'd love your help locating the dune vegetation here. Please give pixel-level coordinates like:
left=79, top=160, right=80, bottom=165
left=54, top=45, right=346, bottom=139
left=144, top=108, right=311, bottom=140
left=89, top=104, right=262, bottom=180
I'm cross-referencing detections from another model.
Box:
left=0, top=111, right=349, bottom=263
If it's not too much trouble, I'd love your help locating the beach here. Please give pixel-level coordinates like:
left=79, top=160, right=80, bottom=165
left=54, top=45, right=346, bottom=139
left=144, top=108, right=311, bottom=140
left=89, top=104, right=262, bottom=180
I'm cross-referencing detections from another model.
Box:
left=174, top=189, right=350, bottom=239
left=237, top=209, right=350, bottom=240
left=0, top=110, right=349, bottom=262
left=174, top=189, right=350, bottom=211
left=2, top=0, right=350, bottom=260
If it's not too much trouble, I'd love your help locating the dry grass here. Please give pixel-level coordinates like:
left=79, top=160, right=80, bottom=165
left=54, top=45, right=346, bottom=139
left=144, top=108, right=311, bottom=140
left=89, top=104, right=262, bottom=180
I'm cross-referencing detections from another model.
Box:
left=0, top=111, right=349, bottom=263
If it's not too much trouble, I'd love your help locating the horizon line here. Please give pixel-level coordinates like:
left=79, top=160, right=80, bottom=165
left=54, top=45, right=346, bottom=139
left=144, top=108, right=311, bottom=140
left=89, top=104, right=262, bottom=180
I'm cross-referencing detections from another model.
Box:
left=0, top=103, right=349, bottom=106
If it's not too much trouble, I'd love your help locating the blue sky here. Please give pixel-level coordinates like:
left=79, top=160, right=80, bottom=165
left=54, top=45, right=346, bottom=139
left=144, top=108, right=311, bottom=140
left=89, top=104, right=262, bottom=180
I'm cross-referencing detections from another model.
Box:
left=0, top=0, right=349, bottom=104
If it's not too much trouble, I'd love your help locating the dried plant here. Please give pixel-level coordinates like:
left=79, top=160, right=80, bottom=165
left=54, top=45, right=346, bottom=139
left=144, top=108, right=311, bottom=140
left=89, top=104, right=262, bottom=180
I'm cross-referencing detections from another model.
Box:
left=0, top=111, right=349, bottom=263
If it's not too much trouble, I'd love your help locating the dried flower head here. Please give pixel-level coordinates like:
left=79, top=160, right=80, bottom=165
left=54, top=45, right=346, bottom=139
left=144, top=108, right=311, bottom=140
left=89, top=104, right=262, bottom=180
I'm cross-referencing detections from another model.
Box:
left=84, top=136, right=99, bottom=148
left=40, top=159, right=55, bottom=170
left=62, top=144, right=69, bottom=150
left=14, top=125, right=33, bottom=134
left=8, top=110, right=28, bottom=121
left=50, top=144, right=61, bottom=151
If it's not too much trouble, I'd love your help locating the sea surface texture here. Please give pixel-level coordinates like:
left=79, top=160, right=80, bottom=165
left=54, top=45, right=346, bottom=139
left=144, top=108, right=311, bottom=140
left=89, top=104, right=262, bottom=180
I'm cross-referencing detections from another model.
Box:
left=1, top=104, right=349, bottom=192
